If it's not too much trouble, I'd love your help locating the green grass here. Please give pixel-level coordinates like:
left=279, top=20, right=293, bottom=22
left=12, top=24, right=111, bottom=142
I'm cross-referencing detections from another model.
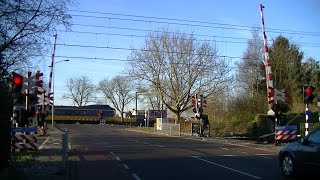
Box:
left=0, top=150, right=39, bottom=179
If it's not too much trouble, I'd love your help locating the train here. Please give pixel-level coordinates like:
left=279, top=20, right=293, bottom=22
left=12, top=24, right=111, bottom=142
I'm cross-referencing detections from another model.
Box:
left=54, top=104, right=116, bottom=117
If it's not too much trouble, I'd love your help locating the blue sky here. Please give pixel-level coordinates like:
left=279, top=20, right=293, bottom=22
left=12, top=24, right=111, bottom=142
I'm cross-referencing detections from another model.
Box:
left=46, top=0, right=319, bottom=107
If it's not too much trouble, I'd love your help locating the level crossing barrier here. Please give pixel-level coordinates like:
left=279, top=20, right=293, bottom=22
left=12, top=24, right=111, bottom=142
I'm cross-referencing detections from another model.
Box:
left=11, top=127, right=38, bottom=150
left=275, top=125, right=298, bottom=144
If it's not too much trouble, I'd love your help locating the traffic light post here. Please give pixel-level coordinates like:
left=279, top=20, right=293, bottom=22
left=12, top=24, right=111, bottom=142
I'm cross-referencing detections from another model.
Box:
left=12, top=72, right=24, bottom=127
left=192, top=93, right=208, bottom=136
left=11, top=71, right=45, bottom=128
left=304, top=85, right=315, bottom=136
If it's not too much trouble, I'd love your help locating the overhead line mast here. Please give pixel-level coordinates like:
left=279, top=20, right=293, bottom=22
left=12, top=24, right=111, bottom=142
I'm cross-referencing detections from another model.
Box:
left=260, top=4, right=275, bottom=113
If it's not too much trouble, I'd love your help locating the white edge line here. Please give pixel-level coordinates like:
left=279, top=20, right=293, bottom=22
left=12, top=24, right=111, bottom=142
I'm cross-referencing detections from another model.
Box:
left=39, top=137, right=49, bottom=150
left=255, top=154, right=273, bottom=156
left=240, top=151, right=249, bottom=154
left=132, top=174, right=142, bottom=180
left=223, top=141, right=276, bottom=153
left=191, top=156, right=261, bottom=179
left=259, top=156, right=273, bottom=159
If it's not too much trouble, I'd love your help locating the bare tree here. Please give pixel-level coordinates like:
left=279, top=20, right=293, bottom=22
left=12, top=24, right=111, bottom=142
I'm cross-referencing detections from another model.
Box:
left=128, top=30, right=232, bottom=121
left=136, top=85, right=160, bottom=110
left=63, top=76, right=96, bottom=106
left=237, top=29, right=264, bottom=97
left=0, top=0, right=73, bottom=79
left=98, top=75, right=135, bottom=121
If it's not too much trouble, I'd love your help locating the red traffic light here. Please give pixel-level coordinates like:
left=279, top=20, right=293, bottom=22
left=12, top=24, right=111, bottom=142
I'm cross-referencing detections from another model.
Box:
left=305, top=86, right=314, bottom=95
left=304, top=86, right=316, bottom=104
left=13, top=73, right=23, bottom=85
left=12, top=72, right=24, bottom=93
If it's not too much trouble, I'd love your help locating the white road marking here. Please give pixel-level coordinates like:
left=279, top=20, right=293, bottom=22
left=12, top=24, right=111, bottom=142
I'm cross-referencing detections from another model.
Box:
left=110, top=152, right=115, bottom=156
left=157, top=144, right=164, bottom=148
left=128, top=138, right=139, bottom=143
left=219, top=154, right=237, bottom=157
left=39, top=137, right=49, bottom=150
left=258, top=156, right=273, bottom=159
left=132, top=174, right=142, bottom=180
left=192, top=156, right=261, bottom=179
left=255, top=153, right=274, bottom=156
left=221, top=147, right=229, bottom=151
left=115, top=157, right=121, bottom=161
left=240, top=151, right=249, bottom=154
left=223, top=141, right=277, bottom=153
left=122, top=164, right=129, bottom=169
left=142, top=141, right=151, bottom=145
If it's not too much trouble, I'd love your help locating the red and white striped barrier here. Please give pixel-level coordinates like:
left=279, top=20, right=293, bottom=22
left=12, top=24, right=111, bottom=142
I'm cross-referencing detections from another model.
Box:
left=276, top=130, right=297, bottom=141
left=275, top=125, right=298, bottom=142
left=11, top=142, right=39, bottom=150
left=11, top=133, right=38, bottom=150
left=11, top=134, right=37, bottom=142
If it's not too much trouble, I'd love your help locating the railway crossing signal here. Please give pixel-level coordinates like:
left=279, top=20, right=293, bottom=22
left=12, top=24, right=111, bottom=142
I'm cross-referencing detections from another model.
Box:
left=12, top=72, right=24, bottom=93
left=304, top=85, right=315, bottom=104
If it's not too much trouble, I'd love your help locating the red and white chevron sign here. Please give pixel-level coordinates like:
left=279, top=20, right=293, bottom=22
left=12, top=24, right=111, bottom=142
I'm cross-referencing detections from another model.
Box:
left=275, top=125, right=298, bottom=141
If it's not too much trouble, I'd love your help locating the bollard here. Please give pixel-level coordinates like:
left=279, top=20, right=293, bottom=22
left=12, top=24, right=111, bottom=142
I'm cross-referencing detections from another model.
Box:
left=62, top=128, right=69, bottom=171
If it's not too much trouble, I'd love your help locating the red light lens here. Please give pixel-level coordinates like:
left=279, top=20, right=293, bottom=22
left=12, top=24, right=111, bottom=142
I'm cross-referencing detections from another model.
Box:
left=305, top=87, right=313, bottom=95
left=13, top=76, right=23, bottom=85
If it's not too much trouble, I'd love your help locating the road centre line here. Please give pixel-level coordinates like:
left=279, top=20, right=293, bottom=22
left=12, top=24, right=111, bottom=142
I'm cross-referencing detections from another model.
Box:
left=191, top=156, right=261, bottom=179
left=110, top=152, right=115, bottom=156
left=115, top=157, right=121, bottom=161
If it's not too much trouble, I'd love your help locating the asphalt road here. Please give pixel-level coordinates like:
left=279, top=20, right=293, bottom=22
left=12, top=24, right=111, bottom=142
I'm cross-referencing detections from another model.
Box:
left=58, top=124, right=286, bottom=180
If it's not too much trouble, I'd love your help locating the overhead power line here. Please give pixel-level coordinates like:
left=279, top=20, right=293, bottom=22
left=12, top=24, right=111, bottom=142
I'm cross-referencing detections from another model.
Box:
left=69, top=10, right=320, bottom=37
left=56, top=28, right=320, bottom=47
left=53, top=43, right=248, bottom=59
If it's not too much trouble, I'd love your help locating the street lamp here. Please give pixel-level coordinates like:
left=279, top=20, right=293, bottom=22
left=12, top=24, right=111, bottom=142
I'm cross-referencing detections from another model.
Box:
left=50, top=59, right=69, bottom=127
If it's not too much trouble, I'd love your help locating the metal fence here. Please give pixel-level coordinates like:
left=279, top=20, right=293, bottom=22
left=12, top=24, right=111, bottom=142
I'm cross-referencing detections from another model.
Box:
left=155, top=123, right=181, bottom=136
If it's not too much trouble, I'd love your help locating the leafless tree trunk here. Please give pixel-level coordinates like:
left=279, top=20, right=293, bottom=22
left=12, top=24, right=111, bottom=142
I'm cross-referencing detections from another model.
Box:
left=98, top=75, right=135, bottom=122
left=128, top=30, right=232, bottom=121
left=63, top=76, right=96, bottom=106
